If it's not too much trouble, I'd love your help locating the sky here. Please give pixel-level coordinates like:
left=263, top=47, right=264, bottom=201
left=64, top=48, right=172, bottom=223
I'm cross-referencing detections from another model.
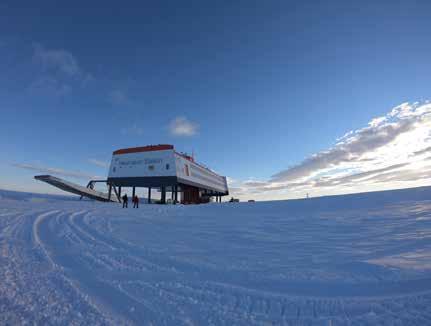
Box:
left=1, top=0, right=431, bottom=201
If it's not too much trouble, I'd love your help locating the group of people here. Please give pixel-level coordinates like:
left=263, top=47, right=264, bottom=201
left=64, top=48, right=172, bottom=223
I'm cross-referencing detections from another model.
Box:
left=121, top=194, right=139, bottom=208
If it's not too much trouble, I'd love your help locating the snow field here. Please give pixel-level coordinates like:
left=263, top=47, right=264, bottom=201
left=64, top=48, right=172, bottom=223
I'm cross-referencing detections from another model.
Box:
left=1, top=189, right=431, bottom=324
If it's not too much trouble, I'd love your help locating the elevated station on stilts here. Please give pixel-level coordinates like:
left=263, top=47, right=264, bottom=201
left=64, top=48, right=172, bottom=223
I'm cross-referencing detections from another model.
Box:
left=35, top=144, right=229, bottom=204
left=107, top=144, right=229, bottom=204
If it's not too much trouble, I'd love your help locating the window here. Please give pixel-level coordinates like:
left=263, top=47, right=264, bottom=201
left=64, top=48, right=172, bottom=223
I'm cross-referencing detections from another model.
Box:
left=166, top=164, right=170, bottom=170
left=148, top=165, right=154, bottom=171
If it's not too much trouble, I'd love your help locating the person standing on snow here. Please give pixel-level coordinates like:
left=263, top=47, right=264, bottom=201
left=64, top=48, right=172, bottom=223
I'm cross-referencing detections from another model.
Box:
left=122, top=194, right=128, bottom=208
left=133, top=195, right=139, bottom=208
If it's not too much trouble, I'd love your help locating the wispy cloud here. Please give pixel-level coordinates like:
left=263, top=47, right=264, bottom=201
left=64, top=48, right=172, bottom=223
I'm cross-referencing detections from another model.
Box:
left=33, top=43, right=82, bottom=77
left=12, top=163, right=98, bottom=180
left=231, top=102, right=431, bottom=200
left=88, top=159, right=109, bottom=168
left=121, top=124, right=144, bottom=136
left=30, top=43, right=93, bottom=95
left=27, top=76, right=72, bottom=97
left=169, top=117, right=199, bottom=136
left=108, top=89, right=129, bottom=106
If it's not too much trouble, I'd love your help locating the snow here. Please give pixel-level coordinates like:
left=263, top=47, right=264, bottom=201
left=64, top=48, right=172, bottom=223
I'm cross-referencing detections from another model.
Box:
left=1, top=188, right=431, bottom=325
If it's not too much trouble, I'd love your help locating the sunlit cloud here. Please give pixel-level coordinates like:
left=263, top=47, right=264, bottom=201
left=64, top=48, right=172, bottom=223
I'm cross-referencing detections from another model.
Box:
left=169, top=117, right=199, bottom=136
left=230, top=102, right=431, bottom=200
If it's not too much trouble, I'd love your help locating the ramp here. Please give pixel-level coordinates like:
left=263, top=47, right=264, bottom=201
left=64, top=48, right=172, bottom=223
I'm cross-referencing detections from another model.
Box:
left=34, top=175, right=120, bottom=202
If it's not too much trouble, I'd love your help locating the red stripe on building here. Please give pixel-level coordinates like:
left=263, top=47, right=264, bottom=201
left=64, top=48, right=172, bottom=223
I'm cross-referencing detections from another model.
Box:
left=113, top=144, right=174, bottom=155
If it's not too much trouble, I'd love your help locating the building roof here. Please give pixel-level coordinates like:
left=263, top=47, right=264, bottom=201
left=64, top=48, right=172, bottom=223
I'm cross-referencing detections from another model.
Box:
left=113, top=144, right=174, bottom=155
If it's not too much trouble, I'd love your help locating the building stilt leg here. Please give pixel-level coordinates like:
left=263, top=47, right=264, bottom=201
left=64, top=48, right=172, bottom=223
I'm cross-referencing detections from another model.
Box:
left=148, top=187, right=152, bottom=204
left=118, top=186, right=122, bottom=198
left=132, top=187, right=135, bottom=198
left=174, top=185, right=178, bottom=204
left=161, top=186, right=166, bottom=204
left=108, top=185, right=112, bottom=201
left=112, top=185, right=120, bottom=202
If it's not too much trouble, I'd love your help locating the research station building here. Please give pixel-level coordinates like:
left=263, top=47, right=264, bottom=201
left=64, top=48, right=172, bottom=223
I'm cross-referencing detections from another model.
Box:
left=107, top=144, right=229, bottom=204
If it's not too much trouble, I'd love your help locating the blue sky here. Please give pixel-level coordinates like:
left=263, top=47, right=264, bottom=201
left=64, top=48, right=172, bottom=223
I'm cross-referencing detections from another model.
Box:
left=1, top=1, right=431, bottom=200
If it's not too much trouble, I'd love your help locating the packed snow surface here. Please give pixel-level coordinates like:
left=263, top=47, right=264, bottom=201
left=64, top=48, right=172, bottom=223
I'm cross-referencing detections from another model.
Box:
left=1, top=188, right=431, bottom=325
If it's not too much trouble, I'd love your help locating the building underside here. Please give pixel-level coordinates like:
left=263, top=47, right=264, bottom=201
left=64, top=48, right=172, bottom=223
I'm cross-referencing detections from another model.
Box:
left=107, top=176, right=228, bottom=204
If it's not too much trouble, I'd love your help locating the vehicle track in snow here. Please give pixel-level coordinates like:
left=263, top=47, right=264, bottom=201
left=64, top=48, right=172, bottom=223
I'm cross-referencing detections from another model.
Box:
left=3, top=196, right=431, bottom=324
left=0, top=204, right=115, bottom=325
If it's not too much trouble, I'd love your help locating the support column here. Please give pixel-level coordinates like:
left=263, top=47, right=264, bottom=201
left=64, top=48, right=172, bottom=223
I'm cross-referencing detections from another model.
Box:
left=161, top=186, right=166, bottom=204
left=118, top=186, right=122, bottom=198
left=174, top=185, right=178, bottom=204
left=148, top=187, right=152, bottom=204
left=108, top=185, right=112, bottom=201
left=132, top=187, right=136, bottom=198
left=171, top=187, right=174, bottom=201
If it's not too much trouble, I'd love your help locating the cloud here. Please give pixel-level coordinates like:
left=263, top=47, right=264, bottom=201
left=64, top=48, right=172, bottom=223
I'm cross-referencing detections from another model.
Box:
left=271, top=116, right=416, bottom=183
left=81, top=73, right=95, bottom=87
left=312, top=163, right=410, bottom=188
left=412, top=146, right=431, bottom=156
left=121, top=124, right=144, bottom=136
left=109, top=89, right=129, bottom=106
left=30, top=43, right=93, bottom=95
left=27, top=76, right=72, bottom=97
left=369, top=168, right=431, bottom=184
left=33, top=43, right=82, bottom=77
left=243, top=180, right=269, bottom=187
left=12, top=163, right=98, bottom=180
left=88, top=159, right=109, bottom=168
left=271, top=103, right=429, bottom=184
left=231, top=102, right=431, bottom=200
left=169, top=117, right=199, bottom=136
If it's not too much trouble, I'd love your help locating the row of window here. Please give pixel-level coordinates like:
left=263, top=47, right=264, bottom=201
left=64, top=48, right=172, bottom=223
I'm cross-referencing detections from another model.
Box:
left=148, top=163, right=170, bottom=171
